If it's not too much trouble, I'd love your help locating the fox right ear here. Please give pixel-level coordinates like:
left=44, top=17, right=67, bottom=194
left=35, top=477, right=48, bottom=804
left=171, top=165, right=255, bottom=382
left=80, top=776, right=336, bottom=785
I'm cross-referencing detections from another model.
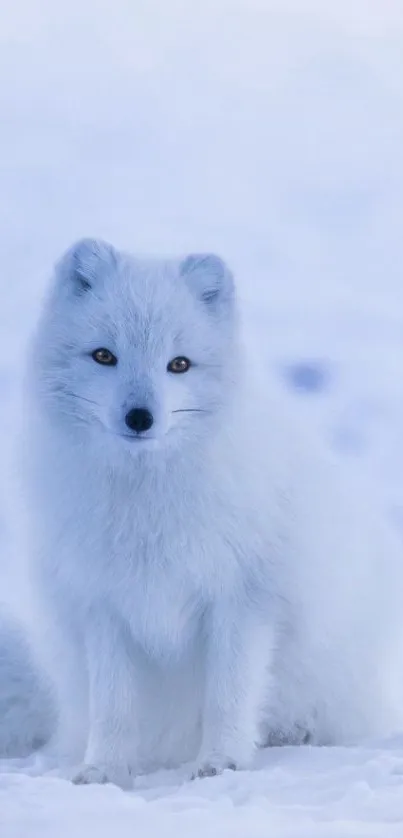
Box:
left=55, top=238, right=116, bottom=294
left=180, top=253, right=234, bottom=314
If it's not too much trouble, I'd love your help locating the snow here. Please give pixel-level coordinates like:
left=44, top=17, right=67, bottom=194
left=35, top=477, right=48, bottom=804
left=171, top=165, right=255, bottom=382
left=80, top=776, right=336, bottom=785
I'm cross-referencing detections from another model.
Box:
left=1, top=0, right=403, bottom=834
left=3, top=742, right=403, bottom=837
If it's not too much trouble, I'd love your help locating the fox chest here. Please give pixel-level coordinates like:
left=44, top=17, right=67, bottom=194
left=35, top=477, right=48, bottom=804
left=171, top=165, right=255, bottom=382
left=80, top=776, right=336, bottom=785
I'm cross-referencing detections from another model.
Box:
left=123, top=564, right=204, bottom=656
left=105, top=521, right=234, bottom=656
left=63, top=493, right=244, bottom=655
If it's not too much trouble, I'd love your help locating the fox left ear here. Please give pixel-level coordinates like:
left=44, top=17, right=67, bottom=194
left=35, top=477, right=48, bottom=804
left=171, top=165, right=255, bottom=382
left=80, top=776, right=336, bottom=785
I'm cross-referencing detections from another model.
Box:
left=180, top=253, right=234, bottom=312
left=55, top=238, right=117, bottom=296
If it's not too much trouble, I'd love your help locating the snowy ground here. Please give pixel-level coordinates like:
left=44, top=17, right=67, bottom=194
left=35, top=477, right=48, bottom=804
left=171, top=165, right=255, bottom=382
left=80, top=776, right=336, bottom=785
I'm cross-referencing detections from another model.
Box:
left=3, top=741, right=403, bottom=837
left=1, top=0, right=403, bottom=834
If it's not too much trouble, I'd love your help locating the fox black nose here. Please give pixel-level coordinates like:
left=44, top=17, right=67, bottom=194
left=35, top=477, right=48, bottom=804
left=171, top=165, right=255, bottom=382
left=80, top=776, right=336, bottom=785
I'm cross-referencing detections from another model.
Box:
left=125, top=407, right=154, bottom=433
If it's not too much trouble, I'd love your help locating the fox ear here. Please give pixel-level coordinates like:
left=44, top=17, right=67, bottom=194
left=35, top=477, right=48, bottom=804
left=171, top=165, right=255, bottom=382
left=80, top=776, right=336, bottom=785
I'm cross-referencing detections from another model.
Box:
left=180, top=253, right=234, bottom=312
left=55, top=238, right=116, bottom=294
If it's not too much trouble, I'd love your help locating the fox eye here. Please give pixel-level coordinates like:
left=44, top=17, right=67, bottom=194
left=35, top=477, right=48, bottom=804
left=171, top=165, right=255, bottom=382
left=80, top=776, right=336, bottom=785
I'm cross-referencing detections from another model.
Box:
left=167, top=356, right=191, bottom=374
left=92, top=348, right=117, bottom=366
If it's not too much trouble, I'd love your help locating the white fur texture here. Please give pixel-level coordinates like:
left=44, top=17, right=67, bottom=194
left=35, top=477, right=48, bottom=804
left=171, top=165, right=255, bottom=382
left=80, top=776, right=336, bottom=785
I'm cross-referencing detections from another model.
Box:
left=10, top=238, right=403, bottom=786
left=0, top=613, right=54, bottom=757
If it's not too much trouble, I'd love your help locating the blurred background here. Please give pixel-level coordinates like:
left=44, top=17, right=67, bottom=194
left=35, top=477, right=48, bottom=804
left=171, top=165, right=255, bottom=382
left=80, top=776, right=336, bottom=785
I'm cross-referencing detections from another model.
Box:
left=1, top=0, right=403, bottom=583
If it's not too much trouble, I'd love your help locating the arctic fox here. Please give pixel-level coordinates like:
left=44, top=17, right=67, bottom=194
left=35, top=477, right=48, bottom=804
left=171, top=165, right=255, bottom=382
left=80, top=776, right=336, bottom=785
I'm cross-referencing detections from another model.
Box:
left=18, top=238, right=403, bottom=787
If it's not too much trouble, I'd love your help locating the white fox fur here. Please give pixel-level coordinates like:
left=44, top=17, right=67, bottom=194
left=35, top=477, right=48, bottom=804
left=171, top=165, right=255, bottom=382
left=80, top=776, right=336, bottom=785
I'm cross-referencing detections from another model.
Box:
left=0, top=613, right=54, bottom=757
left=6, top=237, right=403, bottom=787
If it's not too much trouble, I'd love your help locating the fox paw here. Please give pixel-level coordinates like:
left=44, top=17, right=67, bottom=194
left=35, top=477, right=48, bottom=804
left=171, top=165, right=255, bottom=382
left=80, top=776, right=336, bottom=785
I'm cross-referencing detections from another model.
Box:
left=192, top=754, right=238, bottom=779
left=72, top=762, right=133, bottom=790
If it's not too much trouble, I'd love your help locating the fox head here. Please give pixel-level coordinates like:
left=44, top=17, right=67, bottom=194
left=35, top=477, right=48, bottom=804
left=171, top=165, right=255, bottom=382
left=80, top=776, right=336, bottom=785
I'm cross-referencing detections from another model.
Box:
left=31, top=238, right=239, bottom=459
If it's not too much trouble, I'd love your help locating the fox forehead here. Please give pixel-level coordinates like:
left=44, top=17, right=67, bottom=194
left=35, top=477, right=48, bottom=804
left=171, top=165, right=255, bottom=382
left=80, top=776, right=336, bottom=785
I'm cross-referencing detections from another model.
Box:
left=46, top=239, right=236, bottom=362
left=74, top=266, right=211, bottom=356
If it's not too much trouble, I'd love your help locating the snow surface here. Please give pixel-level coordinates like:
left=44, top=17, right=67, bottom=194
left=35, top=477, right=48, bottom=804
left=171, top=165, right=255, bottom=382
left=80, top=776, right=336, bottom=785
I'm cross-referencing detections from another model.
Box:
left=1, top=0, right=403, bottom=834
